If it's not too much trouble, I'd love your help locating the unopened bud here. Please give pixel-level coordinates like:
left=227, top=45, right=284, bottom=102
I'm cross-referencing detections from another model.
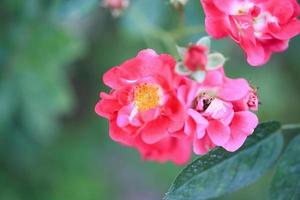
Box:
left=170, top=0, right=188, bottom=10
left=102, top=0, right=129, bottom=17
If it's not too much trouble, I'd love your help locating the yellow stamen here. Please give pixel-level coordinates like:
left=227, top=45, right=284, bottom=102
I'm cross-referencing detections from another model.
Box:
left=134, top=83, right=161, bottom=112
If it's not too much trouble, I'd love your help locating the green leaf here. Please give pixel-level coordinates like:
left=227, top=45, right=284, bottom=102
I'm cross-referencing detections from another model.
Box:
left=165, top=121, right=283, bottom=200
left=196, top=36, right=211, bottom=50
left=206, top=52, right=226, bottom=70
left=190, top=71, right=206, bottom=83
left=175, top=62, right=191, bottom=76
left=176, top=45, right=187, bottom=58
left=269, top=134, right=300, bottom=200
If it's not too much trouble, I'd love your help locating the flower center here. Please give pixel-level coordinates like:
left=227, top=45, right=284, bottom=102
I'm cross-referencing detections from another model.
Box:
left=134, top=83, right=161, bottom=112
left=193, top=92, right=215, bottom=112
left=232, top=1, right=254, bottom=15
left=253, top=12, right=278, bottom=37
left=232, top=2, right=278, bottom=38
left=193, top=92, right=232, bottom=120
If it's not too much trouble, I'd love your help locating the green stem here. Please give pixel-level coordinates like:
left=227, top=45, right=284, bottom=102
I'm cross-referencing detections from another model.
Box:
left=171, top=25, right=205, bottom=40
left=130, top=6, right=205, bottom=54
left=131, top=8, right=176, bottom=54
left=178, top=7, right=185, bottom=35
left=282, top=123, right=300, bottom=131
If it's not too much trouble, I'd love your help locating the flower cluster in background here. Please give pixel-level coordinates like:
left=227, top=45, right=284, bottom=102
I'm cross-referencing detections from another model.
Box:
left=201, top=0, right=300, bottom=66
left=95, top=37, right=259, bottom=164
left=102, top=0, right=300, bottom=65
left=102, top=0, right=191, bottom=16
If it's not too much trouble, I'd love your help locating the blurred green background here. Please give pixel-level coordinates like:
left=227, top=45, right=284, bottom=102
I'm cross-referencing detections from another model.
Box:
left=0, top=0, right=299, bottom=199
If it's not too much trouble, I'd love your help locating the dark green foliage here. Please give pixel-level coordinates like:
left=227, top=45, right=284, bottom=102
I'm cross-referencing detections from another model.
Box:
left=270, top=134, right=300, bottom=200
left=165, top=122, right=283, bottom=200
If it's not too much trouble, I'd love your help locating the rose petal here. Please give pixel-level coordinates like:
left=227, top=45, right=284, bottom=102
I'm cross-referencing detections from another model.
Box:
left=223, top=128, right=248, bottom=152
left=231, top=111, right=259, bottom=135
left=207, top=120, right=230, bottom=146
left=193, top=135, right=215, bottom=155
left=140, top=117, right=169, bottom=144
left=109, top=120, right=134, bottom=146
left=218, top=78, right=250, bottom=101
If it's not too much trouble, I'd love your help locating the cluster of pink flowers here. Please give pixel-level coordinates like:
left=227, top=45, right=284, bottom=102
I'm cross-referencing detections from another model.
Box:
left=95, top=40, right=259, bottom=164
left=102, top=0, right=190, bottom=16
left=201, top=0, right=300, bottom=66
left=96, top=0, right=300, bottom=164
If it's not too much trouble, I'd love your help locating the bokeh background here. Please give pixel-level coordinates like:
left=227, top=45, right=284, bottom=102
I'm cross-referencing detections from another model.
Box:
left=1, top=0, right=299, bottom=199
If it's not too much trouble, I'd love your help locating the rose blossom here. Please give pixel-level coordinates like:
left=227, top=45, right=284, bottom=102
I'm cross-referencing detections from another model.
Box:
left=177, top=68, right=259, bottom=154
left=95, top=49, right=191, bottom=164
left=175, top=36, right=226, bottom=82
left=184, top=45, right=208, bottom=72
left=200, top=0, right=300, bottom=66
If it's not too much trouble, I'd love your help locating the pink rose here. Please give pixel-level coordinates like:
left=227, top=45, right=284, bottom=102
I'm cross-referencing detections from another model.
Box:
left=184, top=45, right=208, bottom=71
left=200, top=0, right=300, bottom=66
left=233, top=89, right=259, bottom=112
left=175, top=37, right=226, bottom=82
left=177, top=68, right=259, bottom=154
left=95, top=49, right=191, bottom=164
